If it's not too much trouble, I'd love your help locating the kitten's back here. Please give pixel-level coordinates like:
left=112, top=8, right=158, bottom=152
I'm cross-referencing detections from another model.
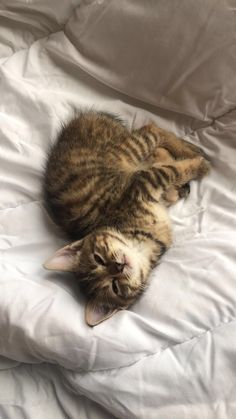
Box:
left=44, top=112, right=130, bottom=238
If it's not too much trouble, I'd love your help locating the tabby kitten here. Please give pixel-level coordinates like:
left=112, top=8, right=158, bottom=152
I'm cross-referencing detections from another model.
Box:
left=44, top=111, right=210, bottom=326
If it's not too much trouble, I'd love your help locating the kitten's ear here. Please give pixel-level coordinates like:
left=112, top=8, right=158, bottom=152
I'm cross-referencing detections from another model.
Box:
left=43, top=240, right=82, bottom=272
left=85, top=300, right=118, bottom=326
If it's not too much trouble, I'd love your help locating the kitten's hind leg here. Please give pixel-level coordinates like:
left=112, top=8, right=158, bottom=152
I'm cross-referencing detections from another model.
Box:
left=156, top=157, right=209, bottom=206
left=129, top=156, right=210, bottom=207
left=162, top=183, right=190, bottom=206
left=178, top=183, right=190, bottom=198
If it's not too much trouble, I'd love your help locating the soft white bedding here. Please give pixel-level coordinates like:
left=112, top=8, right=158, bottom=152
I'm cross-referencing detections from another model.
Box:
left=1, top=1, right=236, bottom=418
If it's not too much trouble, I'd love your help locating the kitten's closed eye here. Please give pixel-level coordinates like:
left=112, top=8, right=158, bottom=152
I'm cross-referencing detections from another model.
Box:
left=112, top=279, right=129, bottom=297
left=112, top=279, right=119, bottom=295
left=94, top=253, right=106, bottom=266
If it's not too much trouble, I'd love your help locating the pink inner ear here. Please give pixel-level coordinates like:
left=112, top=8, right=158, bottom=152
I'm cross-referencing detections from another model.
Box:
left=85, top=301, right=118, bottom=326
left=43, top=246, right=79, bottom=272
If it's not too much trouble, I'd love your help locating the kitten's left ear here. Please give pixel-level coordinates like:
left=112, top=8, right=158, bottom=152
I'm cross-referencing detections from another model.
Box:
left=85, top=300, right=119, bottom=326
left=43, top=240, right=83, bottom=272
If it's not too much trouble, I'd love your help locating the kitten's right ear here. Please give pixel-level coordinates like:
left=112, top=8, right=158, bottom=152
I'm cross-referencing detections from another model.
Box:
left=43, top=240, right=82, bottom=272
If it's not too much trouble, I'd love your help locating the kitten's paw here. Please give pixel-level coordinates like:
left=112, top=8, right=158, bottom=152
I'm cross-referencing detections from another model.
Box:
left=198, top=157, right=211, bottom=178
left=180, top=139, right=207, bottom=158
left=178, top=183, right=190, bottom=199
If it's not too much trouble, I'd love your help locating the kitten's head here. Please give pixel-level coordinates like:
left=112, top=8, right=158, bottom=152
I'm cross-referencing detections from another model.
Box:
left=44, top=229, right=147, bottom=326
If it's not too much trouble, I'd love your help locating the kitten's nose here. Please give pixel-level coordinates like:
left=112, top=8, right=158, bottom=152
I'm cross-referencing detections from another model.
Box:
left=115, top=262, right=125, bottom=273
left=109, top=262, right=125, bottom=275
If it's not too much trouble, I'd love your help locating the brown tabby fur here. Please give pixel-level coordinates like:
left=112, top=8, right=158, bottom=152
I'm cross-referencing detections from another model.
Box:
left=44, top=111, right=210, bottom=326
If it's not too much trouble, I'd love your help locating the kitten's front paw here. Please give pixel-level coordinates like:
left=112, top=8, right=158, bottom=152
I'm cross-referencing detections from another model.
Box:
left=181, top=139, right=207, bottom=158
left=178, top=183, right=190, bottom=199
left=198, top=157, right=211, bottom=178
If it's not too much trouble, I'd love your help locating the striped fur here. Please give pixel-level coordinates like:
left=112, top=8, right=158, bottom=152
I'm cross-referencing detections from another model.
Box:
left=44, top=111, right=210, bottom=325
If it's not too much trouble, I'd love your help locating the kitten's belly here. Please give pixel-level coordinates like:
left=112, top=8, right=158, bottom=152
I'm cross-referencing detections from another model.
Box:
left=149, top=202, right=170, bottom=223
left=146, top=202, right=172, bottom=243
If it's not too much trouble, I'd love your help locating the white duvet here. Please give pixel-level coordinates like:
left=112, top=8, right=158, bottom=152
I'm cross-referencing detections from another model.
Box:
left=1, top=1, right=236, bottom=418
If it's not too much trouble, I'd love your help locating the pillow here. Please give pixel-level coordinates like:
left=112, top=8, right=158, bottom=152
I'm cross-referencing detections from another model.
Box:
left=65, top=0, right=236, bottom=121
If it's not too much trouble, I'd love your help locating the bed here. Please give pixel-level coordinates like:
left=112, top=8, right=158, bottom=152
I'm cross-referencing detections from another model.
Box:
left=1, top=1, right=236, bottom=418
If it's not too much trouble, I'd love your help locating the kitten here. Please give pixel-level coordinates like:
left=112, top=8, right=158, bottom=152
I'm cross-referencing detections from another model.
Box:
left=43, top=111, right=210, bottom=326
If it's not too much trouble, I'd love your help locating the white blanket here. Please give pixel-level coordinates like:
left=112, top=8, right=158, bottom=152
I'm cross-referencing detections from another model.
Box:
left=1, top=1, right=236, bottom=418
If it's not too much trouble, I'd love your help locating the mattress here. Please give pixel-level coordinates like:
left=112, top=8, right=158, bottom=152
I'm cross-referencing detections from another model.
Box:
left=1, top=1, right=236, bottom=418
